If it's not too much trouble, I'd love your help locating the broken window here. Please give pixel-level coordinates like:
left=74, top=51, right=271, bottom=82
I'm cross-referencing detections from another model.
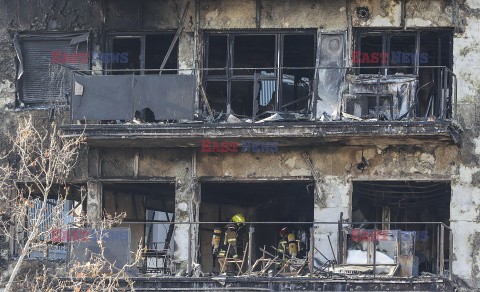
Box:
left=356, top=33, right=383, bottom=74
left=354, top=30, right=452, bottom=75
left=110, top=37, right=141, bottom=74
left=343, top=94, right=393, bottom=119
left=207, top=35, right=228, bottom=76
left=108, top=33, right=178, bottom=75
left=417, top=31, right=453, bottom=118
left=103, top=182, right=175, bottom=275
left=350, top=30, right=453, bottom=119
left=204, top=32, right=315, bottom=119
left=16, top=33, right=89, bottom=105
left=233, top=35, right=275, bottom=75
left=199, top=181, right=314, bottom=273
left=389, top=35, right=416, bottom=75
left=350, top=181, right=451, bottom=276
left=282, top=35, right=315, bottom=111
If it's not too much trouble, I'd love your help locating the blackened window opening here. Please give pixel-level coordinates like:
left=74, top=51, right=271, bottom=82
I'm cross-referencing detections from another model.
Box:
left=111, top=37, right=141, bottom=74
left=204, top=32, right=315, bottom=119
left=355, top=30, right=452, bottom=75
left=354, top=29, right=453, bottom=119
left=282, top=35, right=315, bottom=111
left=199, top=181, right=314, bottom=273
left=109, top=33, right=178, bottom=75
left=357, top=34, right=383, bottom=74
left=233, top=35, right=275, bottom=75
left=352, top=181, right=451, bottom=275
left=145, top=34, right=177, bottom=74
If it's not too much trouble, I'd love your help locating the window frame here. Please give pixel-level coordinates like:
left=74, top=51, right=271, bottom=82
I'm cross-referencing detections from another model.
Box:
left=354, top=29, right=453, bottom=75
left=105, top=31, right=179, bottom=75
left=203, top=30, right=317, bottom=117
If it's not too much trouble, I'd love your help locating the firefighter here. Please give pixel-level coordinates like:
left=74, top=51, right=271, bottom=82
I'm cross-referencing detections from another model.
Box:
left=224, top=214, right=245, bottom=259
left=216, top=214, right=246, bottom=267
left=278, top=226, right=289, bottom=258
left=278, top=226, right=301, bottom=259
left=211, top=225, right=223, bottom=267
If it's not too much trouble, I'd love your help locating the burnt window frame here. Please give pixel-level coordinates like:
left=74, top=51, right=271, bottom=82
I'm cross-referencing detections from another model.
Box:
left=105, top=31, right=179, bottom=75
left=354, top=29, right=453, bottom=75
left=203, top=30, right=317, bottom=118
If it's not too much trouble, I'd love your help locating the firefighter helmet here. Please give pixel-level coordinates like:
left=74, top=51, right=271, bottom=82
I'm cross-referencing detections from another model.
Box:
left=279, top=226, right=289, bottom=238
left=231, top=214, right=245, bottom=226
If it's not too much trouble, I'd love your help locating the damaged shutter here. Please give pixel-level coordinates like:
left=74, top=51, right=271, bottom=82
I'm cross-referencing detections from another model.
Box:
left=18, top=34, right=89, bottom=105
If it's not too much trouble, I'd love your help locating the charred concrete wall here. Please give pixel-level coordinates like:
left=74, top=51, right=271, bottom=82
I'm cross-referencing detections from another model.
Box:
left=0, top=0, right=479, bottom=288
left=91, top=143, right=458, bottom=271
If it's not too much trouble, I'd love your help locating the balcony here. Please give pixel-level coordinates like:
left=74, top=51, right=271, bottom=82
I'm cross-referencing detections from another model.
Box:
left=62, top=67, right=461, bottom=147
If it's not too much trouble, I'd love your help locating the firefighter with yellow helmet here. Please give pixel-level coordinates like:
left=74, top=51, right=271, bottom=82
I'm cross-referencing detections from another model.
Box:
left=213, top=214, right=246, bottom=268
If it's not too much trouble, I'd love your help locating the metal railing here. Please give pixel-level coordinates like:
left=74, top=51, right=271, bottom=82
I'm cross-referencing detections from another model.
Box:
left=28, top=220, right=453, bottom=280
left=99, top=220, right=453, bottom=280
left=69, top=65, right=457, bottom=123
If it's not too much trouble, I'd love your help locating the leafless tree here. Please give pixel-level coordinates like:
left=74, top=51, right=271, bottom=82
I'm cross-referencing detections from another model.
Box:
left=0, top=116, right=143, bottom=291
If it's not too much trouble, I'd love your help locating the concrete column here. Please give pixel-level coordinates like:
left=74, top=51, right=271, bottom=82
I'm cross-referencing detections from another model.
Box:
left=86, top=179, right=103, bottom=226
left=173, top=169, right=200, bottom=273
left=178, top=32, right=194, bottom=75
left=451, top=175, right=480, bottom=288
left=313, top=176, right=351, bottom=263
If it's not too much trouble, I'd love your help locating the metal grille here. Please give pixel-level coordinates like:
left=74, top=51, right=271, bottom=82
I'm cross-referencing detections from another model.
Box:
left=20, top=39, right=88, bottom=105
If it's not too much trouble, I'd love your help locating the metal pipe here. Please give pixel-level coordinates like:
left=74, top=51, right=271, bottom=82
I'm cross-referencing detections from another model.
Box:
left=74, top=65, right=456, bottom=73
left=443, top=67, right=448, bottom=119
left=375, top=73, right=381, bottom=116
left=313, top=246, right=329, bottom=262
left=159, top=1, right=191, bottom=75
left=120, top=221, right=449, bottom=225
left=187, top=222, right=192, bottom=276
left=454, top=73, right=458, bottom=120
left=193, top=0, right=200, bottom=117
left=310, top=226, right=314, bottom=278
left=327, top=235, right=336, bottom=263
left=440, top=224, right=445, bottom=276
left=373, top=228, right=377, bottom=279
left=449, top=229, right=453, bottom=280
left=439, top=67, right=445, bottom=119
left=436, top=224, right=440, bottom=274
left=248, top=224, right=253, bottom=276
left=337, top=212, right=343, bottom=265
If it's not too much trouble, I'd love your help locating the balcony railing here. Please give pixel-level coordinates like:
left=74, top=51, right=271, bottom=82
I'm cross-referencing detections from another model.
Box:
left=69, top=66, right=456, bottom=123
left=36, top=221, right=452, bottom=280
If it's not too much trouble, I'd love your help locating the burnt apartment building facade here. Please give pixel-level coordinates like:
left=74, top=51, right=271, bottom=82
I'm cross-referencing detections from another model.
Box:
left=0, top=0, right=479, bottom=290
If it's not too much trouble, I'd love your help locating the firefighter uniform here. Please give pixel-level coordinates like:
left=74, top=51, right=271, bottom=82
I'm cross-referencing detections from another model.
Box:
left=277, top=227, right=306, bottom=259
left=214, top=214, right=246, bottom=268
left=211, top=225, right=223, bottom=266
left=224, top=223, right=240, bottom=258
